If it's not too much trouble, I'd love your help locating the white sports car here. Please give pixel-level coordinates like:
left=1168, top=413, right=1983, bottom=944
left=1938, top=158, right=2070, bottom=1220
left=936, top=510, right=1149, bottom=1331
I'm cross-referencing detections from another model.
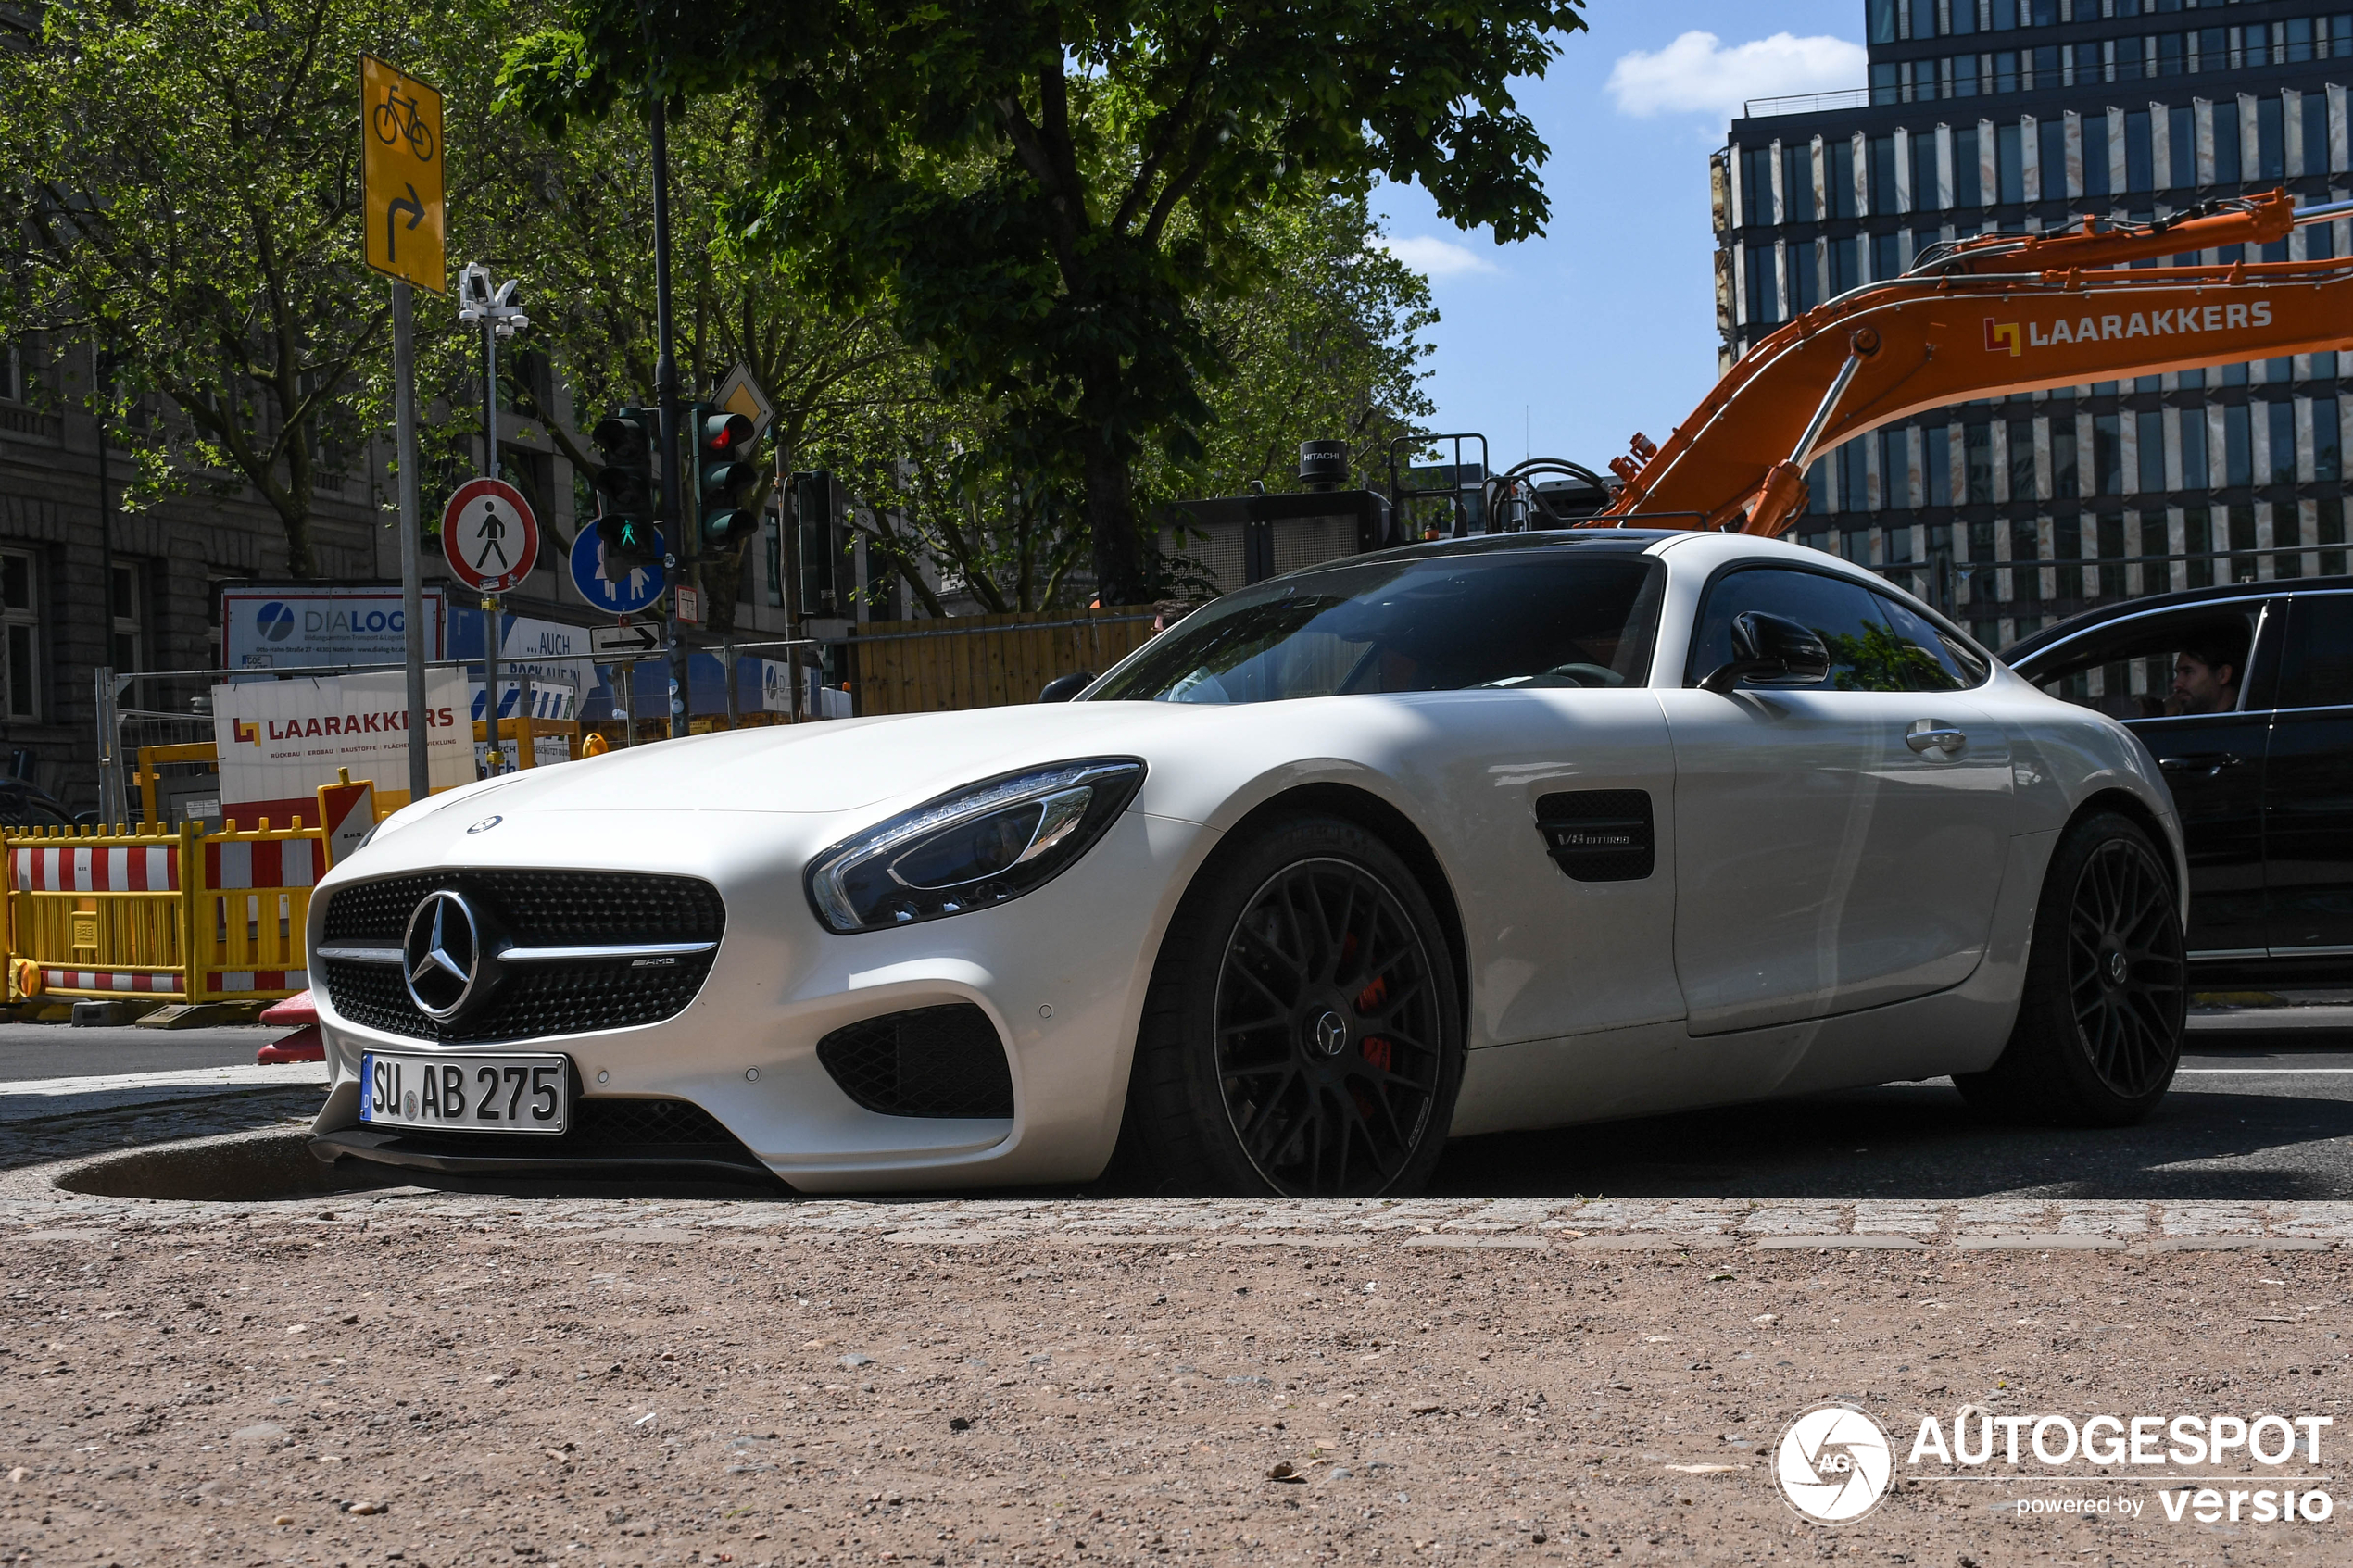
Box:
left=308, top=530, right=2189, bottom=1197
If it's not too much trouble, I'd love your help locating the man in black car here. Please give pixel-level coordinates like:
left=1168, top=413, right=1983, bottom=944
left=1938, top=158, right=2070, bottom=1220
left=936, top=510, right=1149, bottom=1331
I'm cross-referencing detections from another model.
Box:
left=2169, top=636, right=2243, bottom=716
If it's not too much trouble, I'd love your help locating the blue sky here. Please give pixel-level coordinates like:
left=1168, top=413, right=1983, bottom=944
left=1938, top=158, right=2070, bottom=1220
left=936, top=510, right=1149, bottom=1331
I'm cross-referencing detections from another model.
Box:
left=1376, top=0, right=1866, bottom=474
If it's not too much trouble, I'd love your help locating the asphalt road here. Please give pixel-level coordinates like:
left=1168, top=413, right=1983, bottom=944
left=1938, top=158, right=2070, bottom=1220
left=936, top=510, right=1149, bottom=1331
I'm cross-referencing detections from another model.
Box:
left=6, top=1012, right=2353, bottom=1205
left=0, top=1022, right=275, bottom=1081
left=1434, top=1013, right=2353, bottom=1202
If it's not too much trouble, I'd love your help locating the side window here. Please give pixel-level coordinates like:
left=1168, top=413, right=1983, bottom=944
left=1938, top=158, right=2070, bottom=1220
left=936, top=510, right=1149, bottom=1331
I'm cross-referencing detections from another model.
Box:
left=2020, top=605, right=2267, bottom=721
left=2277, top=595, right=2353, bottom=709
left=1688, top=567, right=1895, bottom=691
left=1874, top=593, right=1990, bottom=691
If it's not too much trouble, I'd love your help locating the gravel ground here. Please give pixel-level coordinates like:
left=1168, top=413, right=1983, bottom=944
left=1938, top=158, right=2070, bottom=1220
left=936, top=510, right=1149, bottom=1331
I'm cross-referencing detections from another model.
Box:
left=2, top=1193, right=2347, bottom=1566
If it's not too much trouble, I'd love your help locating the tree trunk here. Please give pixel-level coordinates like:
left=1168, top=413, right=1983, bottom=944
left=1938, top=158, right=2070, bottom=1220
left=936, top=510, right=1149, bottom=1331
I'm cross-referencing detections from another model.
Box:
left=1084, top=438, right=1145, bottom=608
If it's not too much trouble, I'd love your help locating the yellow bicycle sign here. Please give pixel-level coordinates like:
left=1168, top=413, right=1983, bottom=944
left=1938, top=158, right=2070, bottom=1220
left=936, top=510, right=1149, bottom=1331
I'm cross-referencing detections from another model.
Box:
left=359, top=56, right=445, bottom=294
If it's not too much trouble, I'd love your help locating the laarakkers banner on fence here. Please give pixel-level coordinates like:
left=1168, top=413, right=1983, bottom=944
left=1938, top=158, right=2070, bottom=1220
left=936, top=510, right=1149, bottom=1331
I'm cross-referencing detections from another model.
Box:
left=211, top=671, right=472, bottom=825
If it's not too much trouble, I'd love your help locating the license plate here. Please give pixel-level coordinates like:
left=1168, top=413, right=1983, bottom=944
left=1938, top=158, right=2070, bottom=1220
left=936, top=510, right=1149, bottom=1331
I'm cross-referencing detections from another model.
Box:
left=359, top=1052, right=571, bottom=1135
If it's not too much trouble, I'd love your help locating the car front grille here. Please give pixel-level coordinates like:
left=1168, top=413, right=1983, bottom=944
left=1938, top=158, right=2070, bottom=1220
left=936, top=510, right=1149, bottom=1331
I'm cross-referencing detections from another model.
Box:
left=317, top=871, right=723, bottom=1044
left=816, top=1004, right=1016, bottom=1119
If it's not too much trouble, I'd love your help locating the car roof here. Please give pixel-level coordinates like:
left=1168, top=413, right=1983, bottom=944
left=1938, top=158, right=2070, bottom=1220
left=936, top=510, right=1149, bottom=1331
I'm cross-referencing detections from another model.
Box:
left=1297, top=528, right=1693, bottom=576
left=2003, top=573, right=2353, bottom=667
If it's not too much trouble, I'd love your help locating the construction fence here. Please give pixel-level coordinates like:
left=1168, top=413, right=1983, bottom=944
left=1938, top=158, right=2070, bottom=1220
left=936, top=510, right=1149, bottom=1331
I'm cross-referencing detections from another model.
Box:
left=6, top=817, right=327, bottom=1010
left=849, top=606, right=1161, bottom=716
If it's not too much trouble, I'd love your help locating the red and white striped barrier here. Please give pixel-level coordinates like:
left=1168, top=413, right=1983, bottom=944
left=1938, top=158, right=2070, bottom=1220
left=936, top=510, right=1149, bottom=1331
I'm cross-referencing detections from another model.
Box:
left=12, top=843, right=179, bottom=894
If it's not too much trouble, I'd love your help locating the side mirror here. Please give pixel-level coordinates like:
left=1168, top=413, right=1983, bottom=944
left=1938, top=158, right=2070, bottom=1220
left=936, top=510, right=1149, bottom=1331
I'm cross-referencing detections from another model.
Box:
left=1038, top=671, right=1095, bottom=704
left=1699, top=611, right=1832, bottom=693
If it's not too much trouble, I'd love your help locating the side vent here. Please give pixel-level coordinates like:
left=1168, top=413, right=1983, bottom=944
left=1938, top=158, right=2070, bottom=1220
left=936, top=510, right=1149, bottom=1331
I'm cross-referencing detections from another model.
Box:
left=1534, top=789, right=1655, bottom=883
left=816, top=1004, right=1016, bottom=1119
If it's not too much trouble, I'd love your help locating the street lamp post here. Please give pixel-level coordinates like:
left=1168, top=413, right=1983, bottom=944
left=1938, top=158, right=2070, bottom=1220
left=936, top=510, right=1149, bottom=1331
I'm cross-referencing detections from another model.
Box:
left=457, top=262, right=530, bottom=775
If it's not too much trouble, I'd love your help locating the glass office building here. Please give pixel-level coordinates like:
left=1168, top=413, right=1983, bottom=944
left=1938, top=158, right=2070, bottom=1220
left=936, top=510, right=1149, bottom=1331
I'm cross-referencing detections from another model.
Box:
left=1714, top=0, right=2353, bottom=647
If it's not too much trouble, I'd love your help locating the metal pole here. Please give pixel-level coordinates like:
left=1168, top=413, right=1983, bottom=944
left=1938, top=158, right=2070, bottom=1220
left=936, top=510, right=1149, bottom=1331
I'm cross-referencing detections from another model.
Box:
left=94, top=371, right=117, bottom=822
left=481, top=295, right=504, bottom=775
left=724, top=633, right=738, bottom=728
left=394, top=281, right=430, bottom=804
left=650, top=96, right=688, bottom=740
left=617, top=662, right=635, bottom=746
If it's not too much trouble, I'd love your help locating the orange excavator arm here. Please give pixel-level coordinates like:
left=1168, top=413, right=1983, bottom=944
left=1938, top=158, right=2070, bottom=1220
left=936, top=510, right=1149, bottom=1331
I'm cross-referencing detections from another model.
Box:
left=1593, top=190, right=2353, bottom=538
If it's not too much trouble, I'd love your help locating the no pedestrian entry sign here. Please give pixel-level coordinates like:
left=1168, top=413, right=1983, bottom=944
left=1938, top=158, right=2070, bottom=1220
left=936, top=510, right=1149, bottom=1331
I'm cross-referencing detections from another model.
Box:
left=441, top=478, right=540, bottom=594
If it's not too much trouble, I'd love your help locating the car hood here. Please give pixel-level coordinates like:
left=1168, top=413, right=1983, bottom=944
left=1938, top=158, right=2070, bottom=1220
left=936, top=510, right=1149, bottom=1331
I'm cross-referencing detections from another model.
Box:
left=402, top=702, right=1260, bottom=822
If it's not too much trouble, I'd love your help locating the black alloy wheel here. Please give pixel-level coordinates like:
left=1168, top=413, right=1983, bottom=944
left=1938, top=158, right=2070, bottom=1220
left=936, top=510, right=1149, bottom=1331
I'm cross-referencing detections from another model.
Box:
left=2065, top=834, right=2187, bottom=1100
left=1212, top=858, right=1445, bottom=1197
left=1955, top=811, right=2186, bottom=1126
left=1121, top=814, right=1465, bottom=1198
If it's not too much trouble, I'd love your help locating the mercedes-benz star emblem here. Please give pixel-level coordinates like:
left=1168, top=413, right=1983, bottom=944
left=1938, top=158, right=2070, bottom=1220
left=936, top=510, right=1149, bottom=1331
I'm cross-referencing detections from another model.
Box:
left=1313, top=1010, right=1350, bottom=1057
left=467, top=815, right=503, bottom=834
left=402, top=890, right=484, bottom=1021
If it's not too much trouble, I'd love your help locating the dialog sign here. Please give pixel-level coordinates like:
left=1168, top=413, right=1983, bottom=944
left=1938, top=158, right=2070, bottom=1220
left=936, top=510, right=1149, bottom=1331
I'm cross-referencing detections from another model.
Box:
left=359, top=56, right=446, bottom=294
left=441, top=477, right=540, bottom=593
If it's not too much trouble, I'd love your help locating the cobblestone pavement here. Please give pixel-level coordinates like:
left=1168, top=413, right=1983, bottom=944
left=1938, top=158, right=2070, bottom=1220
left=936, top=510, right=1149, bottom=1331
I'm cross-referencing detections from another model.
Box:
left=5, top=1127, right=2353, bottom=1253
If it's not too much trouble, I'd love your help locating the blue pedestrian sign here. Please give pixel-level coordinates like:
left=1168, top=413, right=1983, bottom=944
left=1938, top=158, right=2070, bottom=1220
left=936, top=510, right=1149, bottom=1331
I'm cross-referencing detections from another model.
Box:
left=569, top=523, right=665, bottom=616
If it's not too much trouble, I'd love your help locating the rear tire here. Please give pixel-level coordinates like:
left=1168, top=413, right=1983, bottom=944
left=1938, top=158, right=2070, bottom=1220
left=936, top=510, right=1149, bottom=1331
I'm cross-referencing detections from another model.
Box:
left=1954, top=811, right=2186, bottom=1126
left=1122, top=814, right=1465, bottom=1197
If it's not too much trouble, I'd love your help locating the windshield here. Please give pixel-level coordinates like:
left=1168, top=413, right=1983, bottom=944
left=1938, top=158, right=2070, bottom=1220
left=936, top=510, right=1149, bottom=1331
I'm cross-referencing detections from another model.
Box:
left=1089, top=552, right=1665, bottom=705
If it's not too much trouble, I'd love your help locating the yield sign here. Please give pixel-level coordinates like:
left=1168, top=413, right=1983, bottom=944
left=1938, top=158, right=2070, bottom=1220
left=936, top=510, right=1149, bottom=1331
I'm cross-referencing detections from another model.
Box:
left=441, top=477, right=540, bottom=594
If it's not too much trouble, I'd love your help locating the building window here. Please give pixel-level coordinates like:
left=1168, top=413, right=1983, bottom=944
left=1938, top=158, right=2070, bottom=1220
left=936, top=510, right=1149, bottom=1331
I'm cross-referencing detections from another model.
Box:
left=2224, top=403, right=2252, bottom=487
left=2039, top=118, right=2067, bottom=199
left=2213, top=100, right=2242, bottom=184
left=2303, top=91, right=2330, bottom=175
left=2258, top=94, right=2285, bottom=180
left=1830, top=235, right=1862, bottom=295
left=1966, top=422, right=1994, bottom=502
left=1782, top=144, right=1816, bottom=223
left=2317, top=398, right=2343, bottom=483
left=2095, top=412, right=2123, bottom=495
left=1870, top=0, right=1898, bottom=45
left=0, top=553, right=36, bottom=721
left=0, top=345, right=21, bottom=405
left=1912, top=132, right=1941, bottom=210
left=2008, top=417, right=2038, bottom=501
left=2138, top=410, right=2167, bottom=492
left=1838, top=441, right=1869, bottom=512
left=1998, top=122, right=2026, bottom=202
left=1741, top=145, right=1774, bottom=226
left=109, top=561, right=144, bottom=672
left=2181, top=410, right=2210, bottom=489
left=1869, top=134, right=1900, bottom=213
left=2053, top=419, right=2080, bottom=499
left=1872, top=230, right=1903, bottom=282
left=1881, top=427, right=1912, bottom=508
left=1955, top=126, right=1982, bottom=206
left=1924, top=424, right=1952, bottom=506
left=2270, top=400, right=2298, bottom=485
left=2125, top=110, right=2154, bottom=193
left=1954, top=0, right=1978, bottom=38
left=1827, top=139, right=1857, bottom=219
left=1791, top=245, right=1820, bottom=314
left=1745, top=247, right=1779, bottom=327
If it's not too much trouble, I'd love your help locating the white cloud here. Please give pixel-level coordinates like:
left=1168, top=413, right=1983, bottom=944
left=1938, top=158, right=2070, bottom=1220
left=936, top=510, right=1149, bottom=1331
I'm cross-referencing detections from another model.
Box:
left=1378, top=234, right=1501, bottom=280
left=1605, top=31, right=1866, bottom=123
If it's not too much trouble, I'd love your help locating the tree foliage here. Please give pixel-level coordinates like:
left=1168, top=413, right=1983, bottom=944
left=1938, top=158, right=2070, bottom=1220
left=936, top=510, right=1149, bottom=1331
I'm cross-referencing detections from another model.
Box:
left=504, top=0, right=1587, bottom=605
left=0, top=0, right=520, bottom=574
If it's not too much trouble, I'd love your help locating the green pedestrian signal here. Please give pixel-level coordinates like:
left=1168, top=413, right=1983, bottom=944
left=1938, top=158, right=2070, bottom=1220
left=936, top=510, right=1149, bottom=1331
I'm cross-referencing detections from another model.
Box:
left=590, top=408, right=661, bottom=569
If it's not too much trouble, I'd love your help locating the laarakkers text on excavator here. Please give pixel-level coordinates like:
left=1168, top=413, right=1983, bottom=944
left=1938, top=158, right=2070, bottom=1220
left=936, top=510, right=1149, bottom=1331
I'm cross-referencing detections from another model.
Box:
left=1538, top=187, right=2353, bottom=544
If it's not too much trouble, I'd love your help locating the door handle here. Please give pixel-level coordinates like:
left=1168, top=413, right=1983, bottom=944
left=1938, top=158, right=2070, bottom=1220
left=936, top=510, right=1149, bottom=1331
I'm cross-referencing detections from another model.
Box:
left=2157, top=752, right=2244, bottom=775
left=1906, top=723, right=1967, bottom=756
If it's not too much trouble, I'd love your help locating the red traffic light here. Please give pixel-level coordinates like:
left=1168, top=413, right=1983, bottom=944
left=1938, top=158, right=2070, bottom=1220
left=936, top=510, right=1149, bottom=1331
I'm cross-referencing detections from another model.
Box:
left=699, top=410, right=755, bottom=455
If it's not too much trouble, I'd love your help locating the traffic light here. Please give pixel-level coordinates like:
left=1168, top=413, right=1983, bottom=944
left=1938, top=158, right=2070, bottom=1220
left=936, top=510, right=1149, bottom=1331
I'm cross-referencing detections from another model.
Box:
left=791, top=470, right=844, bottom=618
left=589, top=408, right=661, bottom=569
left=690, top=404, right=763, bottom=554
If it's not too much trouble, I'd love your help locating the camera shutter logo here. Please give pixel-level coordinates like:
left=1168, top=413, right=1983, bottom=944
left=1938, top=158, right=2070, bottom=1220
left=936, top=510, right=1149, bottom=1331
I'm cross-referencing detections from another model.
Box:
left=1776, top=1403, right=1894, bottom=1524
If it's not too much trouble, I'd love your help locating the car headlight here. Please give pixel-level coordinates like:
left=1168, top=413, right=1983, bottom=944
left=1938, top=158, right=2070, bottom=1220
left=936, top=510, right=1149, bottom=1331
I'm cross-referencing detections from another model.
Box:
left=805, top=759, right=1145, bottom=934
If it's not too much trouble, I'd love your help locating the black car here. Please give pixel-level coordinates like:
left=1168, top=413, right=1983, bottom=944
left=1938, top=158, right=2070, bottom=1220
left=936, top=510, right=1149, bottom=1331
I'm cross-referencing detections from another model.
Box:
left=2006, top=575, right=2353, bottom=986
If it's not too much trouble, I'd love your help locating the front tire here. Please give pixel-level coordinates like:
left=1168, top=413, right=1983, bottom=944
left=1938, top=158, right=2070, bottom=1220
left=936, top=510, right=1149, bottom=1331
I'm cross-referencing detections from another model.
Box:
left=1123, top=814, right=1465, bottom=1197
left=1955, top=811, right=2186, bottom=1126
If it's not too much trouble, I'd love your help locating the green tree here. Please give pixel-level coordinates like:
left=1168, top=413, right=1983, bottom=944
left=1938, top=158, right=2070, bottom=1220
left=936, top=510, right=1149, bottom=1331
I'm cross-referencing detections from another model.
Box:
left=0, top=0, right=519, bottom=575
left=502, top=0, right=1586, bottom=607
